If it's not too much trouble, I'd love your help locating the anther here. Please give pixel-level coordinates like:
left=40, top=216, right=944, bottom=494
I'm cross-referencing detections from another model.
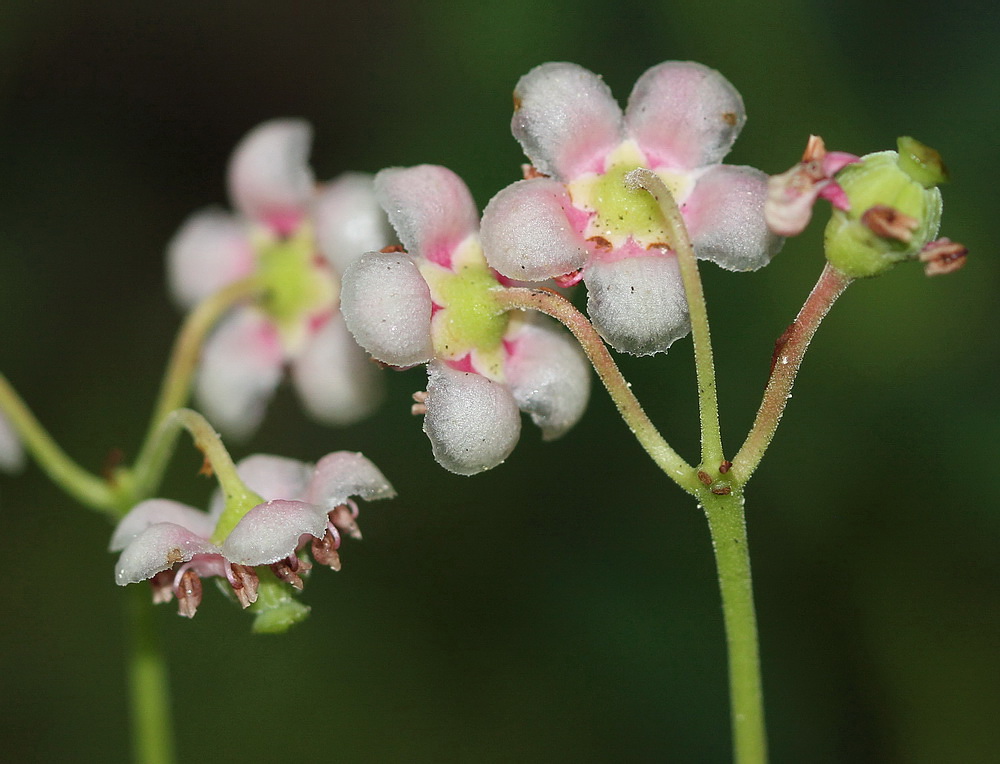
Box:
left=919, top=237, right=967, bottom=276
left=174, top=568, right=203, bottom=619
left=861, top=204, right=919, bottom=243
left=226, top=564, right=260, bottom=609
left=270, top=556, right=305, bottom=591
left=331, top=502, right=363, bottom=541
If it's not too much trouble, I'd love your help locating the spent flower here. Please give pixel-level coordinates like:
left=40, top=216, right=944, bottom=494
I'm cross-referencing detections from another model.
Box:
left=480, top=61, right=783, bottom=356
left=341, top=164, right=590, bottom=475
left=167, top=119, right=392, bottom=438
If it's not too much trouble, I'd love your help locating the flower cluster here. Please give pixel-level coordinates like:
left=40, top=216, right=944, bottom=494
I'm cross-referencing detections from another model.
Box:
left=341, top=165, right=591, bottom=475
left=168, top=120, right=392, bottom=438
left=479, top=61, right=783, bottom=356
left=111, top=451, right=394, bottom=620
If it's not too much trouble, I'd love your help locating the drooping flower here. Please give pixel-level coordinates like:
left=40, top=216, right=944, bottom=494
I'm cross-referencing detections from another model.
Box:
left=110, top=451, right=394, bottom=621
left=0, top=408, right=24, bottom=473
left=167, top=119, right=392, bottom=438
left=479, top=61, right=784, bottom=356
left=340, top=165, right=591, bottom=475
left=764, top=135, right=860, bottom=237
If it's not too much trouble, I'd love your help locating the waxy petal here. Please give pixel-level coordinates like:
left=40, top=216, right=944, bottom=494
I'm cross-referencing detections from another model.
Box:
left=195, top=309, right=285, bottom=440
left=374, top=165, right=478, bottom=265
left=684, top=165, right=783, bottom=271
left=506, top=319, right=590, bottom=440
left=512, top=62, right=624, bottom=180
left=340, top=251, right=434, bottom=367
left=227, top=119, right=314, bottom=231
left=220, top=499, right=328, bottom=566
left=625, top=62, right=745, bottom=170
left=115, top=523, right=221, bottom=585
left=293, top=315, right=383, bottom=426
left=304, top=451, right=396, bottom=509
left=110, top=499, right=215, bottom=552
left=234, top=454, right=313, bottom=503
left=0, top=409, right=24, bottom=474
left=165, top=209, right=255, bottom=309
left=481, top=177, right=589, bottom=281
left=423, top=362, right=521, bottom=475
left=585, top=256, right=690, bottom=356
left=314, top=172, right=392, bottom=273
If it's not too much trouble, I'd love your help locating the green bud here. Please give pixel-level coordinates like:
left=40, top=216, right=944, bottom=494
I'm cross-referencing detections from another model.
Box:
left=824, top=140, right=944, bottom=279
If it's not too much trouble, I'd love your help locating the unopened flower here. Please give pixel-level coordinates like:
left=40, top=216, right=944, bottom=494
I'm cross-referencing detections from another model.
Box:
left=340, top=165, right=590, bottom=475
left=764, top=135, right=860, bottom=236
left=0, top=409, right=24, bottom=473
left=110, top=451, right=394, bottom=620
left=480, top=61, right=783, bottom=356
left=167, top=119, right=392, bottom=438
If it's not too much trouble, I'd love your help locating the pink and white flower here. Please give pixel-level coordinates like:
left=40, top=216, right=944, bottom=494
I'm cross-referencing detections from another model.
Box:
left=340, top=165, right=591, bottom=476
left=167, top=119, right=392, bottom=438
left=480, top=61, right=784, bottom=356
left=110, top=451, right=394, bottom=617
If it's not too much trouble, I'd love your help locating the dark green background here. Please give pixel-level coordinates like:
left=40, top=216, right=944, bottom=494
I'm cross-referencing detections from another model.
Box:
left=1, top=1, right=997, bottom=761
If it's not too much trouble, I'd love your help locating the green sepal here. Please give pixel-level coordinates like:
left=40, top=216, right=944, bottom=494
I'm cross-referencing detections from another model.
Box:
left=249, top=577, right=311, bottom=634
left=896, top=136, right=949, bottom=188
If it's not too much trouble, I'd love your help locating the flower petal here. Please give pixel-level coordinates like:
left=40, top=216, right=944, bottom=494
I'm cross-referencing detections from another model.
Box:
left=195, top=309, right=285, bottom=440
left=340, top=250, right=434, bottom=366
left=165, top=208, right=255, bottom=309
left=0, top=409, right=24, bottom=474
left=505, top=318, right=590, bottom=440
left=374, top=165, right=478, bottom=265
left=293, top=314, right=383, bottom=425
left=481, top=178, right=589, bottom=281
left=585, top=256, right=690, bottom=356
left=234, top=454, right=314, bottom=502
left=511, top=62, right=623, bottom=180
left=114, top=523, right=221, bottom=585
left=684, top=165, right=783, bottom=271
left=110, top=499, right=215, bottom=552
left=625, top=61, right=745, bottom=170
left=227, top=119, right=315, bottom=231
left=423, top=361, right=521, bottom=475
left=304, top=451, right=396, bottom=509
left=314, top=172, right=393, bottom=273
left=220, top=500, right=328, bottom=566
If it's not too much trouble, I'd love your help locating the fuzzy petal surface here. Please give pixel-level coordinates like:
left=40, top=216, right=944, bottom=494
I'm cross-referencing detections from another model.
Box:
left=481, top=177, right=589, bottom=281
left=293, top=314, right=383, bottom=425
left=304, top=451, right=396, bottom=509
left=511, top=62, right=623, bottom=180
left=314, top=172, right=392, bottom=273
left=625, top=62, right=745, bottom=170
left=227, top=119, right=314, bottom=231
left=115, top=523, right=221, bottom=585
left=110, top=499, right=215, bottom=552
left=340, top=251, right=434, bottom=366
left=165, top=209, right=255, bottom=309
left=374, top=165, right=478, bottom=265
left=423, top=361, right=521, bottom=475
left=195, top=309, right=285, bottom=440
left=506, top=318, right=590, bottom=440
left=0, top=410, right=24, bottom=473
left=684, top=165, right=783, bottom=271
left=235, top=454, right=313, bottom=502
left=220, top=499, right=328, bottom=566
left=585, top=256, right=690, bottom=356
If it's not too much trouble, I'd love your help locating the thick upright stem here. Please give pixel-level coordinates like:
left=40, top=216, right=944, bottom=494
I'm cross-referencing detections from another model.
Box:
left=626, top=169, right=724, bottom=468
left=0, top=373, right=118, bottom=516
left=702, top=488, right=767, bottom=764
left=127, top=586, right=176, bottom=764
left=495, top=287, right=700, bottom=494
left=732, top=264, right=852, bottom=483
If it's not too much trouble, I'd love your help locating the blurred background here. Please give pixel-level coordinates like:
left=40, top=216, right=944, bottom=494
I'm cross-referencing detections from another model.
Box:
left=1, top=1, right=997, bottom=761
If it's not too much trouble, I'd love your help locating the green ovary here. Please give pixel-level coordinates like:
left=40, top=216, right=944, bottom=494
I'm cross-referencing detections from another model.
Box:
left=256, top=226, right=333, bottom=331
left=588, top=162, right=668, bottom=244
left=426, top=258, right=508, bottom=361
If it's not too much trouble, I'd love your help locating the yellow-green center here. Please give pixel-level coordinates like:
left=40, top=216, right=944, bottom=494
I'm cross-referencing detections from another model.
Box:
left=255, top=225, right=335, bottom=340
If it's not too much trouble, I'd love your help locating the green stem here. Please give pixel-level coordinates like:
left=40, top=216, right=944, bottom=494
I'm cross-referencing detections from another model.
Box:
left=127, top=585, right=176, bottom=764
left=130, top=277, right=262, bottom=499
left=731, top=264, right=851, bottom=484
left=702, top=487, right=767, bottom=764
left=626, top=169, right=724, bottom=468
left=496, top=286, right=700, bottom=494
left=0, top=373, right=119, bottom=517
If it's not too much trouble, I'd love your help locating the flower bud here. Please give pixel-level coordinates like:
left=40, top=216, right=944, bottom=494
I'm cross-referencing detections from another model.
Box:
left=823, top=137, right=945, bottom=278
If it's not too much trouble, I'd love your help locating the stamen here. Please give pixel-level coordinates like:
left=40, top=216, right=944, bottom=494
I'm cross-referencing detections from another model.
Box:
left=331, top=502, right=363, bottom=540
left=412, top=390, right=428, bottom=416
left=311, top=524, right=343, bottom=571
left=270, top=556, right=305, bottom=590
left=150, top=570, right=174, bottom=604
left=919, top=237, right=968, bottom=276
left=861, top=205, right=919, bottom=243
left=226, top=564, right=260, bottom=609
left=174, top=567, right=203, bottom=619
